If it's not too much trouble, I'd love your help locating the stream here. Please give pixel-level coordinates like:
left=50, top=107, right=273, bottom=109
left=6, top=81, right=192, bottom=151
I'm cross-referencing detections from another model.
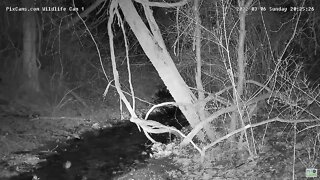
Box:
left=8, top=122, right=152, bottom=180
left=8, top=107, right=185, bottom=180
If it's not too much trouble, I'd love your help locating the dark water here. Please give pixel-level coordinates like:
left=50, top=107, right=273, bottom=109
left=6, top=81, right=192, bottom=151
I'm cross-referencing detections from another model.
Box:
left=2, top=85, right=185, bottom=180
left=9, top=108, right=186, bottom=180
left=8, top=90, right=186, bottom=180
left=10, top=122, right=152, bottom=180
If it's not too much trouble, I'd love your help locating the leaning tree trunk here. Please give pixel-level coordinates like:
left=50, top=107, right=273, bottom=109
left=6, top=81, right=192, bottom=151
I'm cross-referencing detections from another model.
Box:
left=118, top=0, right=214, bottom=141
left=21, top=0, right=40, bottom=92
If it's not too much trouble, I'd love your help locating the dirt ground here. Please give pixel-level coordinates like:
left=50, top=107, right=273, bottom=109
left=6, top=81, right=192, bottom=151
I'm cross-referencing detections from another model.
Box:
left=0, top=64, right=172, bottom=179
left=0, top=90, right=181, bottom=179
left=0, top=94, right=119, bottom=178
left=0, top=68, right=319, bottom=179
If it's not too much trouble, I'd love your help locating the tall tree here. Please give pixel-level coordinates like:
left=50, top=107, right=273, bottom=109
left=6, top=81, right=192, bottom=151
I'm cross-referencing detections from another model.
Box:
left=21, top=0, right=40, bottom=92
left=108, top=0, right=218, bottom=141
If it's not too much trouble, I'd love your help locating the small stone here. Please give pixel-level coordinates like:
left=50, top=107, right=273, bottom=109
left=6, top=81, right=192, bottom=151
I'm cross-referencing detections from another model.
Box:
left=92, top=123, right=100, bottom=129
left=63, top=161, right=71, bottom=169
left=32, top=175, right=39, bottom=180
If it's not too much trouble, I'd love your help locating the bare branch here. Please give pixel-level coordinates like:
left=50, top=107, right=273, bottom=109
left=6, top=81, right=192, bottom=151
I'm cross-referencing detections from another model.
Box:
left=134, top=0, right=189, bottom=8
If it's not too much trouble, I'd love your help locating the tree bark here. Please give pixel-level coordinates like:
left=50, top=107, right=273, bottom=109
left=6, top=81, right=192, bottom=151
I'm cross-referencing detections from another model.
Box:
left=22, top=0, right=40, bottom=92
left=193, top=0, right=215, bottom=141
left=229, top=0, right=253, bottom=144
left=118, top=0, right=208, bottom=141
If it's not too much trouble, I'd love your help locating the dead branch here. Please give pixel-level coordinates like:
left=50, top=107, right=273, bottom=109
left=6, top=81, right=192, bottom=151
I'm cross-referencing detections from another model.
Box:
left=108, top=0, right=136, bottom=118
left=130, top=116, right=202, bottom=154
left=134, top=0, right=188, bottom=8
left=180, top=91, right=284, bottom=146
left=200, top=116, right=320, bottom=163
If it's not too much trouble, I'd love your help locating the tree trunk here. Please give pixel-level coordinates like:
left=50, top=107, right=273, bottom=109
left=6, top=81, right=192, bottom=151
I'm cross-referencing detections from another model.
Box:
left=118, top=0, right=210, bottom=141
left=193, top=0, right=216, bottom=141
left=21, top=0, right=40, bottom=92
left=229, top=0, right=253, bottom=145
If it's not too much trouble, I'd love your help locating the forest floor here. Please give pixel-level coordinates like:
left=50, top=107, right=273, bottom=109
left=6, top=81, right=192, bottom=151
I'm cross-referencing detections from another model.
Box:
left=0, top=71, right=319, bottom=179
left=0, top=92, right=121, bottom=179
left=1, top=94, right=318, bottom=179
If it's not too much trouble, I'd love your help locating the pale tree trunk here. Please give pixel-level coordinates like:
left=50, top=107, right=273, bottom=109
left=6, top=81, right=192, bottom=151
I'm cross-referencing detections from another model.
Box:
left=118, top=0, right=213, bottom=141
left=229, top=0, right=253, bottom=144
left=193, top=0, right=215, bottom=141
left=21, top=0, right=40, bottom=92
